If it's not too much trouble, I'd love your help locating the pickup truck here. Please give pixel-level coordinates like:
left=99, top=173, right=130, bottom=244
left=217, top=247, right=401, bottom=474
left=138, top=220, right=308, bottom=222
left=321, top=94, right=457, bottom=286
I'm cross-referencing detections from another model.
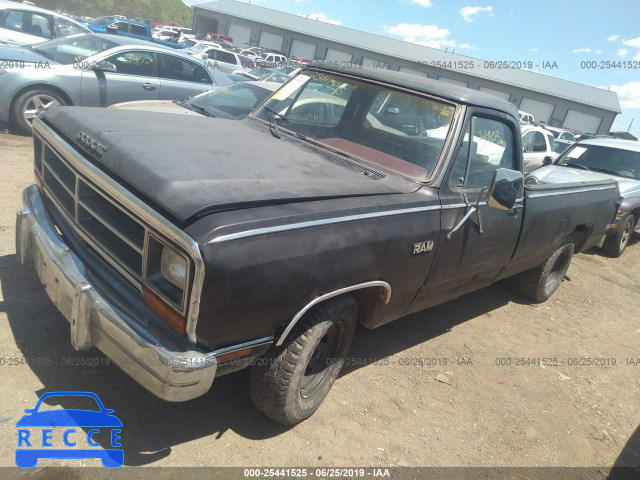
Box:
left=86, top=18, right=186, bottom=49
left=16, top=65, right=620, bottom=425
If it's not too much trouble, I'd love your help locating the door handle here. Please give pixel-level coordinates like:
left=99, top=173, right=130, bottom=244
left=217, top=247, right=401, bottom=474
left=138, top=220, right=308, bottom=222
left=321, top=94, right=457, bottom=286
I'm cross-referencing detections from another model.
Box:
left=141, top=82, right=157, bottom=90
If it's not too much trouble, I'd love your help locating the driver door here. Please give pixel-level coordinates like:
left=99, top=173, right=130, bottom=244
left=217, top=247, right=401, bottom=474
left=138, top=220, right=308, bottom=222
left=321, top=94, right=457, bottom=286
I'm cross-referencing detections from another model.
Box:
left=80, top=50, right=160, bottom=107
left=409, top=110, right=524, bottom=313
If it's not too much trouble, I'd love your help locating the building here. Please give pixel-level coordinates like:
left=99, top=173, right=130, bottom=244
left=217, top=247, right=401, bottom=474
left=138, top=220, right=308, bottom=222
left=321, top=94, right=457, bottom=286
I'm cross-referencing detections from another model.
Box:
left=192, top=0, right=620, bottom=135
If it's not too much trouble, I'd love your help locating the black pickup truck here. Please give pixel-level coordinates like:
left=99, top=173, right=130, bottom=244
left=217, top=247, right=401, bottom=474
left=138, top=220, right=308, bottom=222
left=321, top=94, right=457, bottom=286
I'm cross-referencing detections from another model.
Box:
left=16, top=65, right=620, bottom=424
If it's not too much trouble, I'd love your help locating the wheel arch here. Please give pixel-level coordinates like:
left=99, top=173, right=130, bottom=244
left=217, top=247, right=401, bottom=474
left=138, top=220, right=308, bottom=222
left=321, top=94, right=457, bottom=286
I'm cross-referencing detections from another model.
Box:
left=569, top=223, right=591, bottom=252
left=275, top=281, right=392, bottom=347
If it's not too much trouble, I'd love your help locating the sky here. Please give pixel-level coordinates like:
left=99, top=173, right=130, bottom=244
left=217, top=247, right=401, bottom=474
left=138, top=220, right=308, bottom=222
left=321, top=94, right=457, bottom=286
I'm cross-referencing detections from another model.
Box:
left=185, top=0, right=640, bottom=137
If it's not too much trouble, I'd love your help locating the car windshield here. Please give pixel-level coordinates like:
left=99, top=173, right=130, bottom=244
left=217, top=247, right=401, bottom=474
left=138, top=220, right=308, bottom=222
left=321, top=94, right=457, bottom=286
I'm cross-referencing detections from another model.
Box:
left=186, top=83, right=272, bottom=119
left=31, top=34, right=119, bottom=64
left=253, top=70, right=456, bottom=179
left=556, top=143, right=640, bottom=179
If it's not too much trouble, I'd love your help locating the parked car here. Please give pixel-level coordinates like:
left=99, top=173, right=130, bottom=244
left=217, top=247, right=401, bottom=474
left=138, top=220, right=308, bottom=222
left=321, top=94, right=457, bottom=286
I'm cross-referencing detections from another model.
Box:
left=528, top=138, right=640, bottom=257
left=183, top=40, right=223, bottom=56
left=206, top=33, right=233, bottom=43
left=110, top=80, right=280, bottom=118
left=235, top=67, right=290, bottom=83
left=522, top=125, right=556, bottom=173
left=83, top=15, right=124, bottom=26
left=132, top=18, right=159, bottom=28
left=201, top=47, right=255, bottom=73
left=16, top=65, right=619, bottom=426
left=257, top=52, right=287, bottom=67
left=545, top=126, right=577, bottom=154
left=0, top=33, right=227, bottom=133
left=86, top=18, right=186, bottom=49
left=0, top=1, right=90, bottom=46
left=519, top=110, right=535, bottom=124
left=239, top=48, right=261, bottom=60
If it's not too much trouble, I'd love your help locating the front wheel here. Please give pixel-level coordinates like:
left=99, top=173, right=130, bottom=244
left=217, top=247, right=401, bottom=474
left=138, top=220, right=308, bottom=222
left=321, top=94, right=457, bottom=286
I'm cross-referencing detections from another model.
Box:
left=249, top=296, right=357, bottom=425
left=12, top=88, right=66, bottom=134
left=514, top=238, right=574, bottom=302
left=602, top=214, right=634, bottom=258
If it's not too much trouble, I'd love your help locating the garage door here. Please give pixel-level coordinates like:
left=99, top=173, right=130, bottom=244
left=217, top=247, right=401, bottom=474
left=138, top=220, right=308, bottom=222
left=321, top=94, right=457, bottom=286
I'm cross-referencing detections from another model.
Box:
left=438, top=76, right=468, bottom=87
left=325, top=48, right=352, bottom=62
left=479, top=86, right=511, bottom=101
left=563, top=109, right=602, bottom=134
left=398, top=66, right=429, bottom=78
left=228, top=23, right=251, bottom=47
left=519, top=97, right=555, bottom=123
left=259, top=31, right=284, bottom=51
left=363, top=57, right=389, bottom=69
left=290, top=39, right=317, bottom=60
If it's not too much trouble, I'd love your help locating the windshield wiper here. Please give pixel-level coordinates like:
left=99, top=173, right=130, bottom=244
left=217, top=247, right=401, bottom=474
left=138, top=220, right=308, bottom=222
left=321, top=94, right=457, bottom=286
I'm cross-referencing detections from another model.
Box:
left=263, top=106, right=287, bottom=139
left=589, top=167, right=626, bottom=176
left=564, top=163, right=592, bottom=171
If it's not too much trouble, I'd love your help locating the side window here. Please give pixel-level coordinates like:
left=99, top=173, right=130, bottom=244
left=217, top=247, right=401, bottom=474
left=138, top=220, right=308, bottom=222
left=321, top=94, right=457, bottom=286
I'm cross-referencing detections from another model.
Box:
left=1, top=10, right=52, bottom=39
left=449, top=116, right=515, bottom=189
left=159, top=54, right=211, bottom=83
left=53, top=16, right=86, bottom=37
left=112, top=21, right=129, bottom=32
left=219, top=51, right=237, bottom=65
left=130, top=24, right=147, bottom=36
left=104, top=51, right=154, bottom=76
left=532, top=131, right=546, bottom=152
left=522, top=131, right=535, bottom=153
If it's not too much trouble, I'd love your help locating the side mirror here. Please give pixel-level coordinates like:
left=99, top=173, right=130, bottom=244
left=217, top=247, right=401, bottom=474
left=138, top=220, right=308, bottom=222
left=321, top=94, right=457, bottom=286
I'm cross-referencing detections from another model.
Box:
left=542, top=156, right=553, bottom=166
left=106, top=24, right=118, bottom=34
left=487, top=168, right=523, bottom=211
left=92, top=61, right=117, bottom=73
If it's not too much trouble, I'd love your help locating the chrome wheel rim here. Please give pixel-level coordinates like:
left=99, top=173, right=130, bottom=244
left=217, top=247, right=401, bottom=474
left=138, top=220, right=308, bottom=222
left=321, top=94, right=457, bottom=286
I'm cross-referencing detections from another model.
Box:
left=23, top=94, right=60, bottom=124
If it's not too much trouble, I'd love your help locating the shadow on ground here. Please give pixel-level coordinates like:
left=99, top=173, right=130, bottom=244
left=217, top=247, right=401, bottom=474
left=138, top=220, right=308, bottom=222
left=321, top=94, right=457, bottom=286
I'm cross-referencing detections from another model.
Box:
left=0, top=252, right=531, bottom=465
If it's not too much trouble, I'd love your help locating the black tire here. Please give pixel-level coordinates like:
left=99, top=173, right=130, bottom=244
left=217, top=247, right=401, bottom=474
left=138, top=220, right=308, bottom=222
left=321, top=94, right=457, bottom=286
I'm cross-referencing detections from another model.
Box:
left=11, top=88, right=67, bottom=135
left=515, top=238, right=574, bottom=302
left=249, top=296, right=358, bottom=425
left=602, top=214, right=634, bottom=258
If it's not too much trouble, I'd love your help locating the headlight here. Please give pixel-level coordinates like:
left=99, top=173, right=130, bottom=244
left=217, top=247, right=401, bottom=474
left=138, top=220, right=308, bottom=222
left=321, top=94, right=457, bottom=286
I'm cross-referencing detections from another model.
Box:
left=161, top=247, right=187, bottom=289
left=145, top=235, right=189, bottom=310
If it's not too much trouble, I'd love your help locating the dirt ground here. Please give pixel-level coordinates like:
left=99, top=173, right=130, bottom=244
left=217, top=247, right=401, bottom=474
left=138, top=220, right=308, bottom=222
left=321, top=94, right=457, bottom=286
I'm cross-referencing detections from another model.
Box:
left=0, top=129, right=638, bottom=472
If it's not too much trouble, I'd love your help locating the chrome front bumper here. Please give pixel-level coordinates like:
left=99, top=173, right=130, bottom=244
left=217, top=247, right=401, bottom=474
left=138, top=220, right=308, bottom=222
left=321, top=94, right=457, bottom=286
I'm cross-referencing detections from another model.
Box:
left=16, top=185, right=216, bottom=402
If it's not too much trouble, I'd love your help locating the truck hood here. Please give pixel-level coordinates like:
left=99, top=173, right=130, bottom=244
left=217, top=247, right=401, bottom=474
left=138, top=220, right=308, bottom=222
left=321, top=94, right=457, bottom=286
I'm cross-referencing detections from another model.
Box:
left=43, top=107, right=413, bottom=224
left=529, top=165, right=640, bottom=196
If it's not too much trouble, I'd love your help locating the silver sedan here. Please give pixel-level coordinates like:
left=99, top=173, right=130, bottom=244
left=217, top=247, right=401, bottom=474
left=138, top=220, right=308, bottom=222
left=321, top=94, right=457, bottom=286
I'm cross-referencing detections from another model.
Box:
left=0, top=33, right=232, bottom=133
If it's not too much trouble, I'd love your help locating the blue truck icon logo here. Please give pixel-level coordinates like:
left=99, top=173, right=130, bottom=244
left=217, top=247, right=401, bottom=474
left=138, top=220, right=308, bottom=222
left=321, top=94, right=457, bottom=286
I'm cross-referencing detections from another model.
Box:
left=15, top=391, right=123, bottom=468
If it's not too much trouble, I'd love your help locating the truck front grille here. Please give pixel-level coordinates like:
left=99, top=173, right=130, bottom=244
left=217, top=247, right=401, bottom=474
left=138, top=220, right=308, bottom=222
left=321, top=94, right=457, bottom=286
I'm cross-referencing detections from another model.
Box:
left=35, top=136, right=146, bottom=285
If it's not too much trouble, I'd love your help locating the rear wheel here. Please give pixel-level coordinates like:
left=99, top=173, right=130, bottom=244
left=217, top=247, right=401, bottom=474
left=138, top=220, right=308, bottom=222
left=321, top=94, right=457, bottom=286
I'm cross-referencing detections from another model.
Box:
left=602, top=214, right=634, bottom=258
left=12, top=88, right=66, bottom=134
left=515, top=238, right=574, bottom=302
left=249, top=296, right=357, bottom=425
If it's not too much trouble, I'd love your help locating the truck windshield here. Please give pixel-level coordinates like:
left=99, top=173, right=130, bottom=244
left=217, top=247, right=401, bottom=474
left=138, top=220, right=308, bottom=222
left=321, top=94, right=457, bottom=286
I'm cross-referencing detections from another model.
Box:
left=556, top=144, right=640, bottom=180
left=253, top=70, right=456, bottom=180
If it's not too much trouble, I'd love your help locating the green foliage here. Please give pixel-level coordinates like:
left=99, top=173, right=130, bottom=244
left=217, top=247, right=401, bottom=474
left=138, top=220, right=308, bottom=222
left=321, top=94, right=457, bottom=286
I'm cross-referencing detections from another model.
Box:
left=35, top=0, right=194, bottom=27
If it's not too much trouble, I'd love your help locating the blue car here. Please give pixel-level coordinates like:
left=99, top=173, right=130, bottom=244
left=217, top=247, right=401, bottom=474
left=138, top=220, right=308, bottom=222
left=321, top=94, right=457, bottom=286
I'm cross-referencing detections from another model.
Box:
left=16, top=391, right=123, bottom=468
